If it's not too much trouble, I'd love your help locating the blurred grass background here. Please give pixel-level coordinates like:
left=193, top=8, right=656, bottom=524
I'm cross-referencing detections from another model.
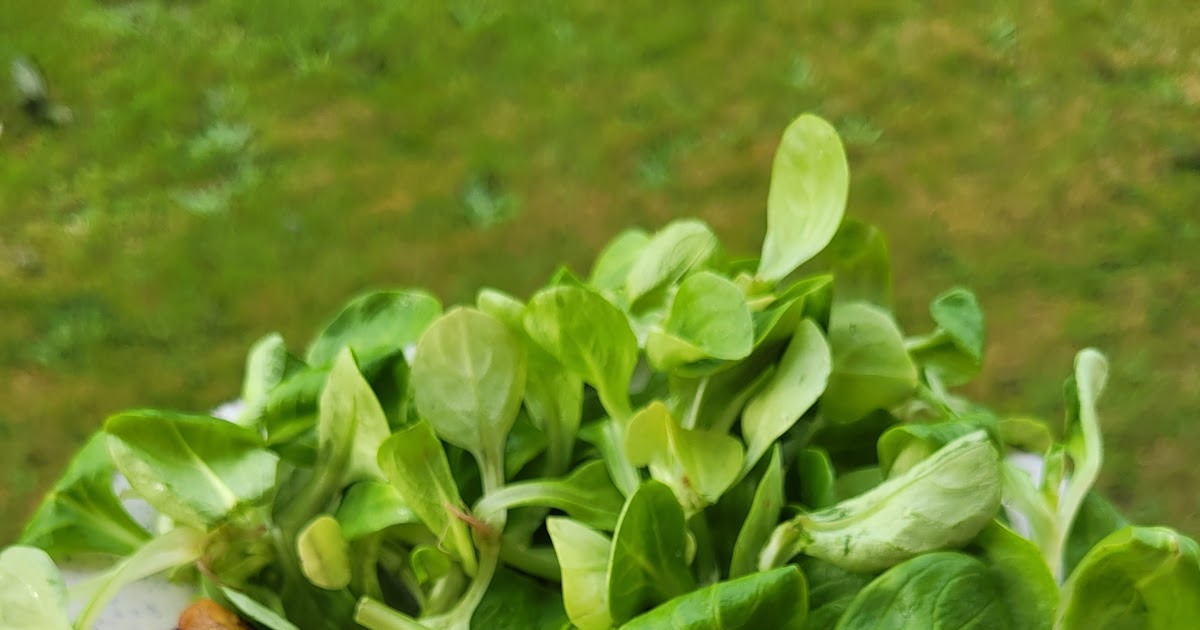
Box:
left=2, top=1, right=1198, bottom=544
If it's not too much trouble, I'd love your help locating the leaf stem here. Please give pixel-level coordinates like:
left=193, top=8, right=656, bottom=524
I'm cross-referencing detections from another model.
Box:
left=498, top=537, right=562, bottom=581
left=680, top=376, right=708, bottom=431
left=355, top=597, right=435, bottom=630
left=74, top=527, right=208, bottom=629
left=421, top=542, right=501, bottom=630
left=915, top=383, right=957, bottom=418
left=600, top=418, right=641, bottom=497
left=757, top=519, right=806, bottom=572
left=904, top=328, right=950, bottom=354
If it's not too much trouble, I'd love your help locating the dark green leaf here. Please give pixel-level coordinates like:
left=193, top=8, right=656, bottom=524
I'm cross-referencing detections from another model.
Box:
left=730, top=446, right=785, bottom=577
left=669, top=351, right=775, bottom=435
left=471, top=567, right=571, bottom=630
left=306, top=290, right=441, bottom=367
left=798, top=557, right=871, bottom=630
left=1064, top=491, right=1128, bottom=578
left=930, top=288, right=984, bottom=360
left=793, top=447, right=837, bottom=510
left=832, top=467, right=882, bottom=501
left=619, top=566, right=808, bottom=630
left=18, top=433, right=150, bottom=558
left=504, top=411, right=549, bottom=479
left=607, top=481, right=696, bottom=624
left=971, top=521, right=1057, bottom=630
left=279, top=570, right=360, bottom=630
left=909, top=287, right=986, bottom=387
left=626, top=219, right=721, bottom=306
left=835, top=552, right=1011, bottom=629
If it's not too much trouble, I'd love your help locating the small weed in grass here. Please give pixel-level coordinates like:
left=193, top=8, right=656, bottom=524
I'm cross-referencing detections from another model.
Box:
left=985, top=17, right=1017, bottom=56
left=837, top=116, right=883, bottom=146
left=634, top=134, right=696, bottom=190
left=460, top=171, right=519, bottom=228
left=24, top=296, right=117, bottom=369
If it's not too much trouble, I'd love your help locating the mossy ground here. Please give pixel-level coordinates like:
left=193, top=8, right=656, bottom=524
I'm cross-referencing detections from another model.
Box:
left=2, top=1, right=1198, bottom=543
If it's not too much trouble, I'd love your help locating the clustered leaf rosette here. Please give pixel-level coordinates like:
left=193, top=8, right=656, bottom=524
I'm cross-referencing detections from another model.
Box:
left=3, top=113, right=1198, bottom=630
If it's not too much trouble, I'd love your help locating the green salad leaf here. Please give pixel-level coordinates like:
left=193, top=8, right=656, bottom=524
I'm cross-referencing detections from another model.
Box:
left=607, top=481, right=695, bottom=624
left=820, top=302, right=917, bottom=424
left=0, top=546, right=71, bottom=630
left=2, top=110, right=1183, bottom=630
left=757, top=114, right=849, bottom=282
left=105, top=410, right=279, bottom=529
left=1057, top=526, right=1200, bottom=629
left=18, top=433, right=150, bottom=558
left=306, top=290, right=442, bottom=367
left=619, top=566, right=807, bottom=630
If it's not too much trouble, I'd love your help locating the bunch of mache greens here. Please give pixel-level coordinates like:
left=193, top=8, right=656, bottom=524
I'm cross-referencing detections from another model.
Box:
left=3, top=114, right=1199, bottom=630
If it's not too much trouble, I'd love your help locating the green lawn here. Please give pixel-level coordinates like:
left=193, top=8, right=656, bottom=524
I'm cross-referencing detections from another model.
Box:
left=2, top=0, right=1198, bottom=544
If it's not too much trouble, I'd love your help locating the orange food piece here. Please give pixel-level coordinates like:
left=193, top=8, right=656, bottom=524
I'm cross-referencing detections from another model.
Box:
left=177, top=598, right=253, bottom=630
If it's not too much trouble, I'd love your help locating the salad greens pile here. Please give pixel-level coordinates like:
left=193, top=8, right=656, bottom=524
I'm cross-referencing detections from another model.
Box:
left=3, top=113, right=1198, bottom=630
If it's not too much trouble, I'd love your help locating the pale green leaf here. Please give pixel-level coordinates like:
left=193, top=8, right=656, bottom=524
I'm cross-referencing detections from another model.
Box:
left=412, top=307, right=527, bottom=471
left=0, top=546, right=70, bottom=630
left=1057, top=526, right=1200, bottom=630
left=762, top=431, right=1001, bottom=573
left=377, top=421, right=477, bottom=576
left=821, top=302, right=918, bottom=424
left=524, top=285, right=637, bottom=422
left=741, top=319, right=831, bottom=474
left=757, top=114, right=849, bottom=282
left=106, top=411, right=279, bottom=529
left=646, top=271, right=754, bottom=372
left=625, top=402, right=744, bottom=514
left=298, top=515, right=352, bottom=590
left=547, top=518, right=615, bottom=630
left=320, top=348, right=392, bottom=484
left=590, top=229, right=651, bottom=293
